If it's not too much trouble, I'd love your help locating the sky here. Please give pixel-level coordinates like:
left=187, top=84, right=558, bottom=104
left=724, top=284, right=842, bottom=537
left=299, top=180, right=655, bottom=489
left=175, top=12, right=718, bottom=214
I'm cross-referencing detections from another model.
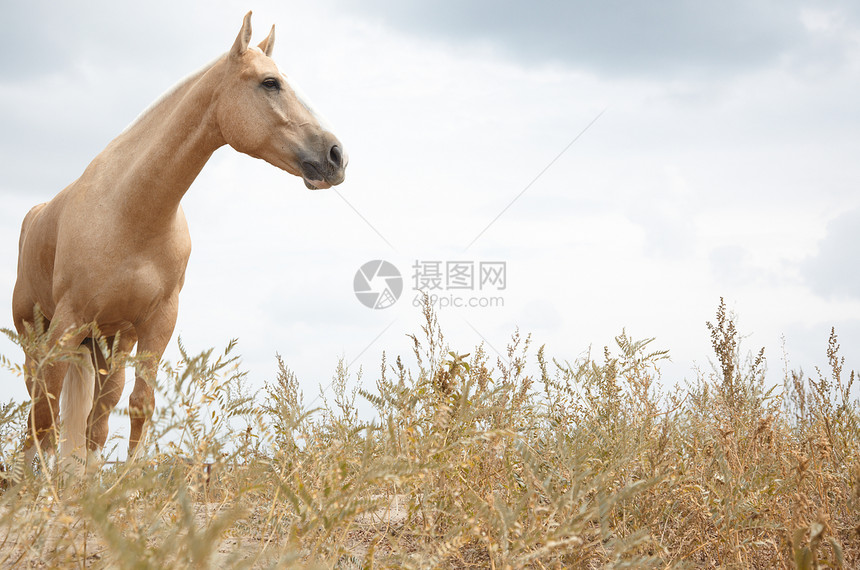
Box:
left=1, top=1, right=860, bottom=440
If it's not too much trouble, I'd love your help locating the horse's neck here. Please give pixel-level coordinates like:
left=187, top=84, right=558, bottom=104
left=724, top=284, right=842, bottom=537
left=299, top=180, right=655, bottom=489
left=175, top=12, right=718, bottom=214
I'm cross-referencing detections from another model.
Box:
left=103, top=58, right=227, bottom=227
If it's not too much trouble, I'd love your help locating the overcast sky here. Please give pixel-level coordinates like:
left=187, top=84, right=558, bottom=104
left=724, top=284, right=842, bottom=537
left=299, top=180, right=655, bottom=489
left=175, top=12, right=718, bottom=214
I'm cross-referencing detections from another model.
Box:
left=1, top=1, right=859, bottom=438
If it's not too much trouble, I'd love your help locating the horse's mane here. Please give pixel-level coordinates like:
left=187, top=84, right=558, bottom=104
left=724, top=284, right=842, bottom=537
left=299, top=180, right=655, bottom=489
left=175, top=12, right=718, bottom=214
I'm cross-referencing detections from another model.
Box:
left=119, top=56, right=223, bottom=136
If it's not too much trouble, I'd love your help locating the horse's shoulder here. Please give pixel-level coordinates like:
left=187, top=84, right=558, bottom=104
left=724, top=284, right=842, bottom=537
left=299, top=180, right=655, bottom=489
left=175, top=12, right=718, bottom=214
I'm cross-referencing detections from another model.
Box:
left=18, top=202, right=48, bottom=247
left=22, top=202, right=47, bottom=226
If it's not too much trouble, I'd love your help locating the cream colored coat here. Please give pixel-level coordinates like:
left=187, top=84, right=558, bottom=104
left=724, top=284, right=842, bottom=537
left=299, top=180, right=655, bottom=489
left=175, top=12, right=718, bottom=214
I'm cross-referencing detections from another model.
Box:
left=12, top=12, right=346, bottom=465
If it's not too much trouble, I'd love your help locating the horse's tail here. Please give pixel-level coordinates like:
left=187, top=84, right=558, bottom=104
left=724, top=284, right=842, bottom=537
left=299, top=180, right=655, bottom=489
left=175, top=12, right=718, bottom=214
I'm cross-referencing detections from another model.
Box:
left=59, top=347, right=95, bottom=472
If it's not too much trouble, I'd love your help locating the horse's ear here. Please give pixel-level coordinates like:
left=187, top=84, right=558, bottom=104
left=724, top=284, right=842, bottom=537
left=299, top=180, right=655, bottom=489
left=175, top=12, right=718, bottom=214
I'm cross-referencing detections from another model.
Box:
left=231, top=11, right=253, bottom=58
left=258, top=25, right=275, bottom=57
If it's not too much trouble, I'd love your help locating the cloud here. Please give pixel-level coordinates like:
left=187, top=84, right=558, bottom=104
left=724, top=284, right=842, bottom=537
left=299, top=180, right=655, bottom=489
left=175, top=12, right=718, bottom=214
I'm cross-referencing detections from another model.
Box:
left=332, top=0, right=833, bottom=78
left=3, top=0, right=860, bottom=409
left=802, top=209, right=860, bottom=299
left=710, top=245, right=753, bottom=288
left=0, top=1, right=230, bottom=77
left=0, top=1, right=233, bottom=198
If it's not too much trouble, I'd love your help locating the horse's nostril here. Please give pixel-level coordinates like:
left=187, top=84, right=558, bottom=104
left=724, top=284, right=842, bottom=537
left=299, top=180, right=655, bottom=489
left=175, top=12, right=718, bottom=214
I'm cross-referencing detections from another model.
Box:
left=329, top=144, right=342, bottom=168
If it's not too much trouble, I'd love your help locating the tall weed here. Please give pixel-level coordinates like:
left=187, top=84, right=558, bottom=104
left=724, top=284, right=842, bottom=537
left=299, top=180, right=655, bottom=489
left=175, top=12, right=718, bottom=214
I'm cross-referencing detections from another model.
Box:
left=0, top=298, right=857, bottom=568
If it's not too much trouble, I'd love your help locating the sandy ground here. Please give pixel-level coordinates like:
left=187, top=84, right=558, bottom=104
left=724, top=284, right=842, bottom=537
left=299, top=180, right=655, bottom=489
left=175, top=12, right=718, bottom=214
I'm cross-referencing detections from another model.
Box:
left=0, top=495, right=411, bottom=568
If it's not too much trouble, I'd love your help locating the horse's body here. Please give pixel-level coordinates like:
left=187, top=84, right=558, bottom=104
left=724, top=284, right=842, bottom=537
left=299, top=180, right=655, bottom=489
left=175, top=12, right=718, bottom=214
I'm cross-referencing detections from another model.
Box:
left=12, top=13, right=346, bottom=468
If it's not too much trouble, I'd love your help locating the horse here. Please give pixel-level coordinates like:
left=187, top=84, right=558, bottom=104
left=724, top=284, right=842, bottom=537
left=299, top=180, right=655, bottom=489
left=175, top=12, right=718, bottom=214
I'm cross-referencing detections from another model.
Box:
left=11, top=12, right=347, bottom=472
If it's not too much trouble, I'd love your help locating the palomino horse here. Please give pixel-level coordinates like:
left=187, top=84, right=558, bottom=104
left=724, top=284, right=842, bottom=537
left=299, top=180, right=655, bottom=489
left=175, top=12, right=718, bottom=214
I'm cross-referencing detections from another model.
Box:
left=12, top=12, right=346, bottom=470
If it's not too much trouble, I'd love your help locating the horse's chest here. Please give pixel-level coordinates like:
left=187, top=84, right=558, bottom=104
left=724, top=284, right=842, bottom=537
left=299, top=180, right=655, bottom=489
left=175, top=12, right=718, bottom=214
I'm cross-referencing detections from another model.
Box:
left=80, top=255, right=188, bottom=328
left=56, top=227, right=192, bottom=323
left=111, top=240, right=191, bottom=302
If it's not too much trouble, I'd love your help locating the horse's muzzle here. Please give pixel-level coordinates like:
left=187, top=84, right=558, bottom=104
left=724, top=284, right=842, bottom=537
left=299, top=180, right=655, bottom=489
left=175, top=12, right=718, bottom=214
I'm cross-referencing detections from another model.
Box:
left=301, top=151, right=346, bottom=190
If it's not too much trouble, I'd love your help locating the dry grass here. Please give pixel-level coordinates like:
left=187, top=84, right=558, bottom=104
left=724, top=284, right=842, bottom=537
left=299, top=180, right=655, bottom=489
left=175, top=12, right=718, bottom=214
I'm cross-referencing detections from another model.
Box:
left=0, top=297, right=858, bottom=568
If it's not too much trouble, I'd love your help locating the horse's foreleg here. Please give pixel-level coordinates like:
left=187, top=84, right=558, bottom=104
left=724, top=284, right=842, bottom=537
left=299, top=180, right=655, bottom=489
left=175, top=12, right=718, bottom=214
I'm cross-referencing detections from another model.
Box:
left=87, top=332, right=138, bottom=452
left=22, top=352, right=42, bottom=468
left=128, top=305, right=177, bottom=456
left=23, top=307, right=88, bottom=462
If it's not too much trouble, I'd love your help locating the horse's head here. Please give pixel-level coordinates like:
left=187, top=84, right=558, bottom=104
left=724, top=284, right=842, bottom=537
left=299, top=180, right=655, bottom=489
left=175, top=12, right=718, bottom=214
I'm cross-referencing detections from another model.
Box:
left=216, top=12, right=347, bottom=190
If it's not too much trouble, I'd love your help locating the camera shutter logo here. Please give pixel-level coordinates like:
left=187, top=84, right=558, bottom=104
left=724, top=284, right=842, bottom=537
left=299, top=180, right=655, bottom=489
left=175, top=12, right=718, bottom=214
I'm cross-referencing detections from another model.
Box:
left=353, top=260, right=403, bottom=309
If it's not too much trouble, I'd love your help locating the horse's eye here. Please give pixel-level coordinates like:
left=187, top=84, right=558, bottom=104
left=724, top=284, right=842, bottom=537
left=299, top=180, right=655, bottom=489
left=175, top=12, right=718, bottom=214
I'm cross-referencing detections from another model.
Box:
left=262, top=78, right=281, bottom=91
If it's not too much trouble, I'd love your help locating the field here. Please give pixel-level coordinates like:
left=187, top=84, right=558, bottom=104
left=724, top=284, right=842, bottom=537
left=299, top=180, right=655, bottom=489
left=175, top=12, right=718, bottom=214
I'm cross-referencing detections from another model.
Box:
left=0, top=298, right=858, bottom=568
